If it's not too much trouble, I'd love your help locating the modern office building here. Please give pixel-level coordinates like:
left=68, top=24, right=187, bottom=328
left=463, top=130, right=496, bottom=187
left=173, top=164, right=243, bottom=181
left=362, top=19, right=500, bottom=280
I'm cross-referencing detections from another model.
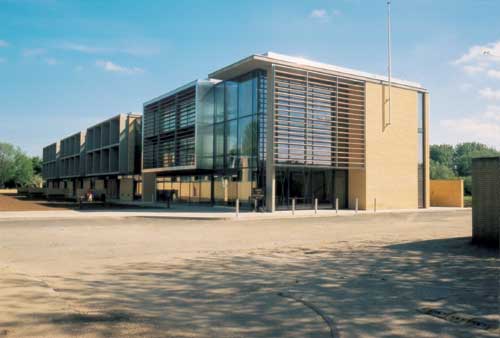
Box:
left=42, top=113, right=143, bottom=200
left=142, top=52, right=430, bottom=211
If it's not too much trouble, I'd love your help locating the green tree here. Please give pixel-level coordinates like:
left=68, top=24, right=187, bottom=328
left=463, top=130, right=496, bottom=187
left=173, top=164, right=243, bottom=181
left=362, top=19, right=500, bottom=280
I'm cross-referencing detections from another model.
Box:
left=0, top=142, right=35, bottom=188
left=454, top=142, right=499, bottom=176
left=0, top=143, right=17, bottom=187
left=430, top=144, right=454, bottom=170
left=31, top=156, right=42, bottom=175
left=430, top=160, right=455, bottom=179
left=13, top=151, right=34, bottom=187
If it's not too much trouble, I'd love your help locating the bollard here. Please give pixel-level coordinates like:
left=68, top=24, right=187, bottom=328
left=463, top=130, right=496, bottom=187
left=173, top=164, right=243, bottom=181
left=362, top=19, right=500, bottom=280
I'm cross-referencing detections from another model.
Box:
left=254, top=198, right=258, bottom=212
left=314, top=198, right=318, bottom=215
left=292, top=198, right=296, bottom=215
left=374, top=198, right=377, bottom=213
left=236, top=198, right=240, bottom=217
left=335, top=197, right=339, bottom=214
left=355, top=198, right=358, bottom=214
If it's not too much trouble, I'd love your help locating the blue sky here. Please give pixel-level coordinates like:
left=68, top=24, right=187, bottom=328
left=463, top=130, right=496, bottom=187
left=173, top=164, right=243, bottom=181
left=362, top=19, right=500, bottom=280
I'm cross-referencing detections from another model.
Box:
left=1, top=0, right=499, bottom=156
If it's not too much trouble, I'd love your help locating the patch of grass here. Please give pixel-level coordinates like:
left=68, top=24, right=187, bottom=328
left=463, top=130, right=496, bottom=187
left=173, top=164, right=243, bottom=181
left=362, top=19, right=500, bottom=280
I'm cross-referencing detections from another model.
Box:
left=464, top=195, right=472, bottom=207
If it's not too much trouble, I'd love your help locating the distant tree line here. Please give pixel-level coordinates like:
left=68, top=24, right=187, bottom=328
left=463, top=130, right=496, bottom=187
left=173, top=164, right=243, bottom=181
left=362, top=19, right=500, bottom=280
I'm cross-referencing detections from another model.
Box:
left=431, top=142, right=499, bottom=195
left=0, top=142, right=42, bottom=188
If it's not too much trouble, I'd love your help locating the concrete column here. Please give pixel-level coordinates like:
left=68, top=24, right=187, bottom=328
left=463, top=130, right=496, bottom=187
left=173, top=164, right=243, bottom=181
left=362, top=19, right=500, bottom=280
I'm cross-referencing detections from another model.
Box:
left=265, top=66, right=276, bottom=212
left=142, top=172, right=157, bottom=202
left=119, top=177, right=134, bottom=201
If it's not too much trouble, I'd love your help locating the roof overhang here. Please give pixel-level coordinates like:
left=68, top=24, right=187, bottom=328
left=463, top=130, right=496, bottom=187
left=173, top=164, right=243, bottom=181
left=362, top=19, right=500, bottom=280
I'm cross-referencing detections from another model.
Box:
left=209, top=52, right=426, bottom=92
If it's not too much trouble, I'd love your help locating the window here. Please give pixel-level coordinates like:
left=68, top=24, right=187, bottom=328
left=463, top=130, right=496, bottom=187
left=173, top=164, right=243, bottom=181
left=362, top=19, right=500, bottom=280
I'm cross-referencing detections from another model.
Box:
left=214, top=123, right=224, bottom=169
left=238, top=115, right=254, bottom=168
left=238, top=78, right=254, bottom=117
left=225, top=82, right=238, bottom=120
left=215, top=83, right=225, bottom=123
left=226, top=120, right=238, bottom=168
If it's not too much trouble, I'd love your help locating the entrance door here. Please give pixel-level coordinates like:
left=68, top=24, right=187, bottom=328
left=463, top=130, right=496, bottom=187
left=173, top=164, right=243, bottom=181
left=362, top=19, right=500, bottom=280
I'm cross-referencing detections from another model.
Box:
left=289, top=168, right=306, bottom=208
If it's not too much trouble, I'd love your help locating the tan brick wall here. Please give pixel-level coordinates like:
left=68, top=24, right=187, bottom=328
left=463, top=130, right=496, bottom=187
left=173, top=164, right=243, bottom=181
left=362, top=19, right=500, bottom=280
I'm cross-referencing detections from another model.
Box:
left=430, top=179, right=464, bottom=207
left=363, top=82, right=425, bottom=210
left=348, top=169, right=366, bottom=210
left=472, top=157, right=500, bottom=247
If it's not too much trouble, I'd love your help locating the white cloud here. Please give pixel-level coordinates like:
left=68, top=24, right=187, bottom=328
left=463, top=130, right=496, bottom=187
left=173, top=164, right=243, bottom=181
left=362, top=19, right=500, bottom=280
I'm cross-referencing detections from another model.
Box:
left=463, top=65, right=485, bottom=75
left=58, top=42, right=157, bottom=56
left=22, top=48, right=46, bottom=57
left=479, top=87, right=500, bottom=100
left=459, top=83, right=473, bottom=92
left=454, top=41, right=500, bottom=65
left=0, top=40, right=8, bottom=47
left=310, top=9, right=328, bottom=19
left=441, top=107, right=500, bottom=148
left=487, top=69, right=500, bottom=79
left=453, top=40, right=500, bottom=80
left=60, top=42, right=107, bottom=54
left=44, top=57, right=57, bottom=65
left=309, top=9, right=340, bottom=21
left=483, top=105, right=500, bottom=121
left=95, top=60, right=144, bottom=74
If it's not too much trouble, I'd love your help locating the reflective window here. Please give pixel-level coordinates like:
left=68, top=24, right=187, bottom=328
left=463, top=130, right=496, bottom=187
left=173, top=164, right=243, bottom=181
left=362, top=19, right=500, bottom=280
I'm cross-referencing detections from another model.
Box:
left=238, top=78, right=254, bottom=117
left=214, top=123, right=224, bottom=158
left=215, top=83, right=225, bottom=123
left=226, top=120, right=238, bottom=168
left=225, top=82, right=238, bottom=120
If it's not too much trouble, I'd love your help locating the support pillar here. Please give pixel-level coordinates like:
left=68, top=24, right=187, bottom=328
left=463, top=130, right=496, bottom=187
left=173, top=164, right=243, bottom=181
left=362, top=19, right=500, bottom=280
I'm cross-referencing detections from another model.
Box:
left=142, top=172, right=157, bottom=202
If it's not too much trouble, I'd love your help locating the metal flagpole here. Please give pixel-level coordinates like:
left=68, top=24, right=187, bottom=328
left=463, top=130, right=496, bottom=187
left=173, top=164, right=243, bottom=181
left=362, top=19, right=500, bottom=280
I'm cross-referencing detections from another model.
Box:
left=387, top=0, right=392, bottom=126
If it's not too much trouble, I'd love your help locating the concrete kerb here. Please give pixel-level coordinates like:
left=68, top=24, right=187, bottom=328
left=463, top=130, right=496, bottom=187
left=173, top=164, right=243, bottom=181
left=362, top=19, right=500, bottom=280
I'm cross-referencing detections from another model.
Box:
left=0, top=207, right=468, bottom=222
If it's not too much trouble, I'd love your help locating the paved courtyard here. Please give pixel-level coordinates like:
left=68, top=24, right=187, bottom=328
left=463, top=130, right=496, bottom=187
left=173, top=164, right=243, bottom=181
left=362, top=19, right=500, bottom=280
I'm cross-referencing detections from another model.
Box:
left=0, top=209, right=498, bottom=337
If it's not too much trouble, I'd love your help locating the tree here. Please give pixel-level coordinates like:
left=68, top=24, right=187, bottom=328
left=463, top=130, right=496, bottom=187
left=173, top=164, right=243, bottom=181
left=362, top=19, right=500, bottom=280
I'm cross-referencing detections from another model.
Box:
left=454, top=142, right=499, bottom=177
left=13, top=151, right=34, bottom=187
left=0, top=142, right=35, bottom=188
left=31, top=156, right=42, bottom=175
left=430, top=144, right=454, bottom=170
left=0, top=143, right=17, bottom=187
left=430, top=160, right=455, bottom=179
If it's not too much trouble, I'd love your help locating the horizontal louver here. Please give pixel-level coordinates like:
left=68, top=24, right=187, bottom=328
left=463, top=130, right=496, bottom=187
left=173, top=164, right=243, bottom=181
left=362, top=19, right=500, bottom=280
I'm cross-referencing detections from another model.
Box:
left=273, top=66, right=365, bottom=169
left=143, top=86, right=196, bottom=169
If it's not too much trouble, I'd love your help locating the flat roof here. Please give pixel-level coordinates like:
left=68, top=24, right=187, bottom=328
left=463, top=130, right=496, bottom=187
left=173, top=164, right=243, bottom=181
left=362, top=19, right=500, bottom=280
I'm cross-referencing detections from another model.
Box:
left=209, top=51, right=424, bottom=90
left=143, top=80, right=198, bottom=107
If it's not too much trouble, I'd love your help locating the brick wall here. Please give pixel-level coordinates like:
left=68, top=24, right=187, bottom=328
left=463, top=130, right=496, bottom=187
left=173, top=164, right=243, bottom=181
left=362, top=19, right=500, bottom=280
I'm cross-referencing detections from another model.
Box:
left=472, top=157, right=500, bottom=247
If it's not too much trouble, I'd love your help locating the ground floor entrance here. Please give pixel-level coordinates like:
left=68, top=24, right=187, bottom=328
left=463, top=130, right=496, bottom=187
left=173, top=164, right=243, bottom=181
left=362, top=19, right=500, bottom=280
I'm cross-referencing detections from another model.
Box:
left=275, top=166, right=348, bottom=210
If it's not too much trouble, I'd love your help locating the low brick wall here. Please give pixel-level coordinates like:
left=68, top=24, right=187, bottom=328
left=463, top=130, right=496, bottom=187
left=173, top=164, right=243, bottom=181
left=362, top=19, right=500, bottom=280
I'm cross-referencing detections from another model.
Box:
left=430, top=179, right=464, bottom=207
left=472, top=157, right=500, bottom=248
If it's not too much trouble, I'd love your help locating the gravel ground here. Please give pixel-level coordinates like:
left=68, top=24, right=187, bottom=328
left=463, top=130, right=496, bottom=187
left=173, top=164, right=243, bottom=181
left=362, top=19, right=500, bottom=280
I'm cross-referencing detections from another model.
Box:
left=0, top=209, right=498, bottom=337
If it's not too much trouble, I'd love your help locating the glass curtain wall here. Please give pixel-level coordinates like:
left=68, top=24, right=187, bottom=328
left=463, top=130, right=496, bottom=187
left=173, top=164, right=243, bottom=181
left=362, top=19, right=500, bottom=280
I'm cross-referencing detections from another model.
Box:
left=209, top=70, right=266, bottom=207
left=157, top=71, right=267, bottom=208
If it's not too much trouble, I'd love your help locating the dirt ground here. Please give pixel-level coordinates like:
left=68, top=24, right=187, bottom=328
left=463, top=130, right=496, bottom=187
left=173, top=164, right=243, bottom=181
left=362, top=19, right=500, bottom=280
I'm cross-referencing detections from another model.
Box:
left=0, top=193, right=57, bottom=211
left=0, top=210, right=498, bottom=337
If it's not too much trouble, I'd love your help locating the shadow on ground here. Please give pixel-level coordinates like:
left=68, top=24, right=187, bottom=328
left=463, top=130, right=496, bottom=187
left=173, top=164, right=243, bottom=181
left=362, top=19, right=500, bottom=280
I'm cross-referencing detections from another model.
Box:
left=1, top=237, right=498, bottom=337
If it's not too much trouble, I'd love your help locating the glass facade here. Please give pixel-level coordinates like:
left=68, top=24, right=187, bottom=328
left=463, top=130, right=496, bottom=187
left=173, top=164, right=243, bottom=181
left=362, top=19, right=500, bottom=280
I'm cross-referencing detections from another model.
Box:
left=154, top=70, right=267, bottom=208
left=276, top=166, right=347, bottom=210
